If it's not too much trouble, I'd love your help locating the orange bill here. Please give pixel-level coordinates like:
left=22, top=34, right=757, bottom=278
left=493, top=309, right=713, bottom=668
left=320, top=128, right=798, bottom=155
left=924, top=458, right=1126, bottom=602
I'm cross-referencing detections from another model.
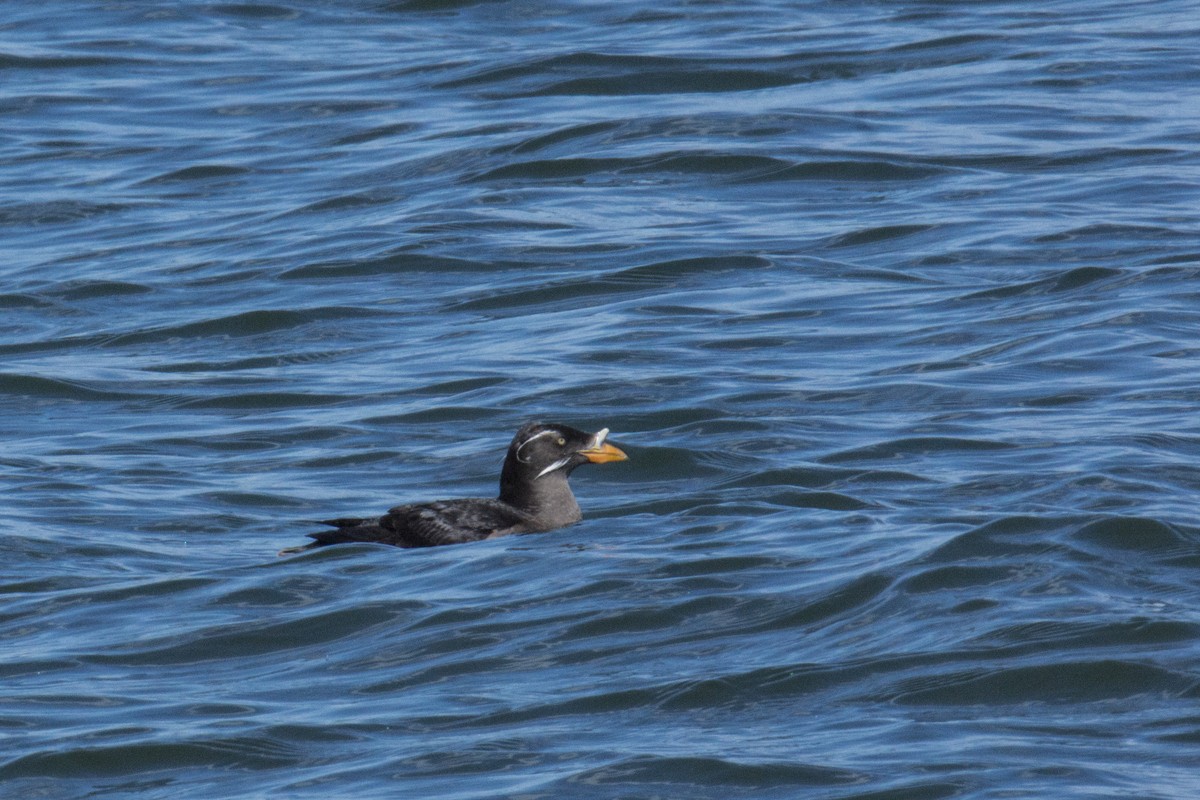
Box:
left=579, top=441, right=627, bottom=464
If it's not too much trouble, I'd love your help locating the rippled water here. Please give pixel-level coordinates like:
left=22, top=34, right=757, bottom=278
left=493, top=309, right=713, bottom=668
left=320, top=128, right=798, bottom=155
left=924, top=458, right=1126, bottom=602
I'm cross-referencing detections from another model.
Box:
left=4, top=1, right=1200, bottom=797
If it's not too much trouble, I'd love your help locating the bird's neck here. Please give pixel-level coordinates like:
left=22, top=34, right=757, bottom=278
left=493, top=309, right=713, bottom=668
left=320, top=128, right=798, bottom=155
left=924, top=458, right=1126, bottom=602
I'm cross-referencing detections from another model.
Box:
left=499, top=472, right=582, bottom=530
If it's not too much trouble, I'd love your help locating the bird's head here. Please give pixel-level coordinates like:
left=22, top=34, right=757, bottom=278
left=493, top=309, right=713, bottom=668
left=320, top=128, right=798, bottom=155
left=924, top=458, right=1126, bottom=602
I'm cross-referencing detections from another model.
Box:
left=501, top=421, right=627, bottom=487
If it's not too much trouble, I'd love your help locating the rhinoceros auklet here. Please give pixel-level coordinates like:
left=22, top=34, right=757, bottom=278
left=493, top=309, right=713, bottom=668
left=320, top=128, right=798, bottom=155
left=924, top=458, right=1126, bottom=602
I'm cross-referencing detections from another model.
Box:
left=279, top=422, right=627, bottom=554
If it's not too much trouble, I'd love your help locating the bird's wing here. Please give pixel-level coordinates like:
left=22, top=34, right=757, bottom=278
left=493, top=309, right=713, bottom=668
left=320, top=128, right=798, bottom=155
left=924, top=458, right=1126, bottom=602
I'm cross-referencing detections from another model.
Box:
left=304, top=499, right=531, bottom=549
left=380, top=499, right=532, bottom=546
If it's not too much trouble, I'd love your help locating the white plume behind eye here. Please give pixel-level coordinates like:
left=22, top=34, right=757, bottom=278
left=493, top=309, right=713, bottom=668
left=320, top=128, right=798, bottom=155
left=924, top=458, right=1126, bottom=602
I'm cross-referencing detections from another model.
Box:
left=516, top=429, right=559, bottom=464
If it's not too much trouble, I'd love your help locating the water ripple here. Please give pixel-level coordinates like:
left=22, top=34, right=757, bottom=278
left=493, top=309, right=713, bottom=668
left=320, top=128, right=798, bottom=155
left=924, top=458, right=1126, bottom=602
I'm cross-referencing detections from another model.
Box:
left=3, top=0, right=1200, bottom=798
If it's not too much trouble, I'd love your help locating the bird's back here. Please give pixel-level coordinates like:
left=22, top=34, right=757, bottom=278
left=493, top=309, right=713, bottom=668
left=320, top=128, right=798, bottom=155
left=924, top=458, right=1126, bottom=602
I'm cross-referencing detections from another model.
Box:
left=303, top=497, right=534, bottom=549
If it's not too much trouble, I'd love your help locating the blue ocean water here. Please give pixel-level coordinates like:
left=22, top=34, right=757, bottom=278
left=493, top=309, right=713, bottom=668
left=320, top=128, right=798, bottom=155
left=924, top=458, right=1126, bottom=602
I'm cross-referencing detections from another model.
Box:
left=3, top=1, right=1200, bottom=797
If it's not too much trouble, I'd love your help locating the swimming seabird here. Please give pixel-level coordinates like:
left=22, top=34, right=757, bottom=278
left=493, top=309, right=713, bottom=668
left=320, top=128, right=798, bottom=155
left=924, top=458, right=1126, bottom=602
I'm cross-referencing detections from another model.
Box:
left=280, top=422, right=627, bottom=554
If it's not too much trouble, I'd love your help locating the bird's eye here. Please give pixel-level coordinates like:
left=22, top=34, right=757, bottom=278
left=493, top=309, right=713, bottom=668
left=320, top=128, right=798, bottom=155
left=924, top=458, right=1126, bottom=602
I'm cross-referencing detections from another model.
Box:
left=556, top=437, right=566, bottom=446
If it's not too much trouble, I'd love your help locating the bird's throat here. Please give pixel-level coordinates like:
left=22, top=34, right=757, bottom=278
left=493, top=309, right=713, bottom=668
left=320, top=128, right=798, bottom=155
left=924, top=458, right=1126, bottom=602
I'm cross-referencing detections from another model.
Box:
left=499, top=473, right=582, bottom=530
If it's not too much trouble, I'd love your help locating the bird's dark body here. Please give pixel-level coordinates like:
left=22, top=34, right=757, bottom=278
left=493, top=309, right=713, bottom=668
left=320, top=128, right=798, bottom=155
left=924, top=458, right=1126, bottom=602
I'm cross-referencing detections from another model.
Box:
left=281, top=422, right=627, bottom=555
left=309, top=499, right=535, bottom=548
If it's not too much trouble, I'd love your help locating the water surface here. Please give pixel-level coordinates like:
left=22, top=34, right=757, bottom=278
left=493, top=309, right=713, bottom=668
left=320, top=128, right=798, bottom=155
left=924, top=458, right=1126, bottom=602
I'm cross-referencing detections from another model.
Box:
left=3, top=1, right=1200, bottom=798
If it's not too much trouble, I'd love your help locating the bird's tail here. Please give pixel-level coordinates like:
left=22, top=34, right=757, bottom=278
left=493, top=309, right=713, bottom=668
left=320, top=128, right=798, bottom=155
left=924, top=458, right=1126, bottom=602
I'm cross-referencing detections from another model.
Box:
left=277, top=542, right=317, bottom=557
left=277, top=518, right=378, bottom=557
